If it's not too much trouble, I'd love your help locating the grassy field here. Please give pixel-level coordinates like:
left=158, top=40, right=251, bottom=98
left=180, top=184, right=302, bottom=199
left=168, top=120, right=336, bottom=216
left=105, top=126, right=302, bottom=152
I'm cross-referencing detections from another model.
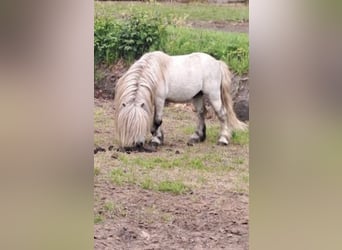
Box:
left=94, top=99, right=249, bottom=198
left=95, top=1, right=249, bottom=22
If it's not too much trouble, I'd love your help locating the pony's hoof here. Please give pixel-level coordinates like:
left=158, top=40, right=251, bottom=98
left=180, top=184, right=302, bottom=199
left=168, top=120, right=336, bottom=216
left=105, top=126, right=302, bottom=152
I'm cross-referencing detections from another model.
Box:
left=149, top=138, right=161, bottom=148
left=150, top=136, right=163, bottom=146
left=187, top=137, right=200, bottom=146
left=217, top=137, right=229, bottom=146
left=143, top=144, right=157, bottom=152
left=150, top=141, right=160, bottom=148
left=187, top=137, right=202, bottom=146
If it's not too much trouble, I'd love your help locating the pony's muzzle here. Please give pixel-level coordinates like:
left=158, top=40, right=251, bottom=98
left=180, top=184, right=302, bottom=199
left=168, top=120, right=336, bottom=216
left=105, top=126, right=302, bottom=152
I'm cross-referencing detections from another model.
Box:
left=136, top=141, right=144, bottom=148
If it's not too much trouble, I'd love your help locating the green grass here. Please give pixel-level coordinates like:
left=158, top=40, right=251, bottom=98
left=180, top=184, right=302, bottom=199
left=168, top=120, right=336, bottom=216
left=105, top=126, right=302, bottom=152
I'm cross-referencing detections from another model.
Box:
left=183, top=125, right=250, bottom=145
left=232, top=158, right=245, bottom=164
left=94, top=69, right=106, bottom=88
left=242, top=174, right=249, bottom=184
left=156, top=180, right=190, bottom=195
left=109, top=165, right=191, bottom=195
left=140, top=177, right=189, bottom=195
left=94, top=166, right=101, bottom=176
left=234, top=172, right=249, bottom=193
left=161, top=213, right=173, bottom=223
left=110, top=168, right=136, bottom=185
left=94, top=214, right=104, bottom=224
left=104, top=201, right=115, bottom=212
left=182, top=125, right=195, bottom=135
left=94, top=106, right=113, bottom=146
left=188, top=158, right=205, bottom=169
left=132, top=157, right=165, bottom=169
left=140, top=177, right=155, bottom=190
left=118, top=154, right=129, bottom=164
left=206, top=126, right=221, bottom=143
left=189, top=124, right=249, bottom=145
left=231, top=130, right=249, bottom=145
left=182, top=124, right=220, bottom=144
left=95, top=1, right=249, bottom=22
left=117, top=152, right=225, bottom=171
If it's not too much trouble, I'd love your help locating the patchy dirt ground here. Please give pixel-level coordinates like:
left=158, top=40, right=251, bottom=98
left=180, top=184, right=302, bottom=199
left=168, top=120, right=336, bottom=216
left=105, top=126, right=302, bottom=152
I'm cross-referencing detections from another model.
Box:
left=187, top=20, right=248, bottom=33
left=94, top=98, right=249, bottom=249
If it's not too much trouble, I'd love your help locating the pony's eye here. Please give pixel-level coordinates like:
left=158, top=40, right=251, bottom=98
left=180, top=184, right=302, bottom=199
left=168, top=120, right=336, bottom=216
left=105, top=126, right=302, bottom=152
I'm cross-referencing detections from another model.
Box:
left=140, top=103, right=145, bottom=108
left=122, top=103, right=126, bottom=107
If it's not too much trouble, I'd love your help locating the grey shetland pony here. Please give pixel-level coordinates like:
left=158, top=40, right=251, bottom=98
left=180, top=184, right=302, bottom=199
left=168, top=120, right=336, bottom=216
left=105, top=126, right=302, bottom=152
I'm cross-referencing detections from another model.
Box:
left=114, top=51, right=247, bottom=149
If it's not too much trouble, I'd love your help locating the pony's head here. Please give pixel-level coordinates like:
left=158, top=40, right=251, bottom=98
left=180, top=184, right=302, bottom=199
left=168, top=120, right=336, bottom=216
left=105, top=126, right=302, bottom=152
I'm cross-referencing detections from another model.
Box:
left=114, top=52, right=168, bottom=149
left=115, top=100, right=152, bottom=148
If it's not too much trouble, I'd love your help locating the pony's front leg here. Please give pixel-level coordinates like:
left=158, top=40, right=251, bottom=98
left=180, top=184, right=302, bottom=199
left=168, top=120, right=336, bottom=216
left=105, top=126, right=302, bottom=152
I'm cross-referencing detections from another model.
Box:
left=150, top=97, right=165, bottom=146
left=151, top=125, right=164, bottom=147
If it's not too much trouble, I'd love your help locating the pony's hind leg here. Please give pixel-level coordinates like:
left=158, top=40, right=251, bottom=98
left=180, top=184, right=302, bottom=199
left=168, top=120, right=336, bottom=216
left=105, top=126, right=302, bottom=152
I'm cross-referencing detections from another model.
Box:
left=208, top=94, right=231, bottom=145
left=188, top=95, right=207, bottom=145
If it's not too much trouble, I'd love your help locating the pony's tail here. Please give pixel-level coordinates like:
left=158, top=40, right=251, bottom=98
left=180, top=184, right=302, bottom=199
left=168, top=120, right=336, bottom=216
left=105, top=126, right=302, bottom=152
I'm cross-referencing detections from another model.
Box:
left=219, top=61, right=248, bottom=131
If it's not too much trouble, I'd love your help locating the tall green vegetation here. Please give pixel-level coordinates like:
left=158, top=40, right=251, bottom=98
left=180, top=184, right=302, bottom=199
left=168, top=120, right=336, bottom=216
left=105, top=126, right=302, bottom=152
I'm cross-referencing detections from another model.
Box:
left=94, top=17, right=120, bottom=64
left=164, top=26, right=248, bottom=75
left=94, top=12, right=167, bottom=64
left=94, top=11, right=249, bottom=75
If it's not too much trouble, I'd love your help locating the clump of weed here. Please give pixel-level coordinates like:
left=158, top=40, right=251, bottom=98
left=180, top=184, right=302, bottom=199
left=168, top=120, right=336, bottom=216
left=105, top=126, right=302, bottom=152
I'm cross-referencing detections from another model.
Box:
left=94, top=214, right=104, bottom=224
left=104, top=201, right=115, bottom=212
left=231, top=130, right=249, bottom=145
left=117, top=12, right=167, bottom=61
left=156, top=180, right=190, bottom=195
left=110, top=168, right=129, bottom=185
left=95, top=11, right=167, bottom=64
left=188, top=158, right=205, bottom=169
left=140, top=177, right=155, bottom=190
left=94, top=166, right=101, bottom=176
left=232, top=158, right=245, bottom=164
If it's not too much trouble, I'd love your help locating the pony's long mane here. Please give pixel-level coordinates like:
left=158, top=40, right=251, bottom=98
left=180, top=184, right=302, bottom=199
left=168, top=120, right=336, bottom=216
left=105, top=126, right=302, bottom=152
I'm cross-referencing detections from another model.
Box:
left=114, top=51, right=169, bottom=147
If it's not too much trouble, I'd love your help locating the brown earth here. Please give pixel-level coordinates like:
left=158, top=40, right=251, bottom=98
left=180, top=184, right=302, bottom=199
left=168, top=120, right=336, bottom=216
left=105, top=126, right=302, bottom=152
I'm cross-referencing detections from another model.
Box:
left=94, top=99, right=249, bottom=249
left=187, top=20, right=248, bottom=33
left=94, top=185, right=248, bottom=250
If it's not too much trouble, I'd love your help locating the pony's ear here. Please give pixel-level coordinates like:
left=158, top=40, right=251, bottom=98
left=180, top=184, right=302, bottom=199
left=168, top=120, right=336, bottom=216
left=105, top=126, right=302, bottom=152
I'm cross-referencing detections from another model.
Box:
left=122, top=103, right=126, bottom=107
left=140, top=103, right=145, bottom=108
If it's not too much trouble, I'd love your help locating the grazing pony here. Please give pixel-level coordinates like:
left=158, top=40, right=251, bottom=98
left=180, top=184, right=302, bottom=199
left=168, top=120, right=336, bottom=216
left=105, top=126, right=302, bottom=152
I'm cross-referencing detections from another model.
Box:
left=114, top=51, right=247, bottom=149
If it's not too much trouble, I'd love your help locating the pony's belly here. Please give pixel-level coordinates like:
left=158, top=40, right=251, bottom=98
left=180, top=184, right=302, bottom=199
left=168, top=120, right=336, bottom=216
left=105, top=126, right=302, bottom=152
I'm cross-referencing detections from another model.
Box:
left=166, top=87, right=200, bottom=102
left=166, top=78, right=202, bottom=102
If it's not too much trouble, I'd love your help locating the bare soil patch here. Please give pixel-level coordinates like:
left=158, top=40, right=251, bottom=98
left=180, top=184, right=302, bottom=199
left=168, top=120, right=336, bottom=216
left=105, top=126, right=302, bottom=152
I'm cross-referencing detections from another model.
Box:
left=187, top=20, right=248, bottom=33
left=94, top=185, right=248, bottom=250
